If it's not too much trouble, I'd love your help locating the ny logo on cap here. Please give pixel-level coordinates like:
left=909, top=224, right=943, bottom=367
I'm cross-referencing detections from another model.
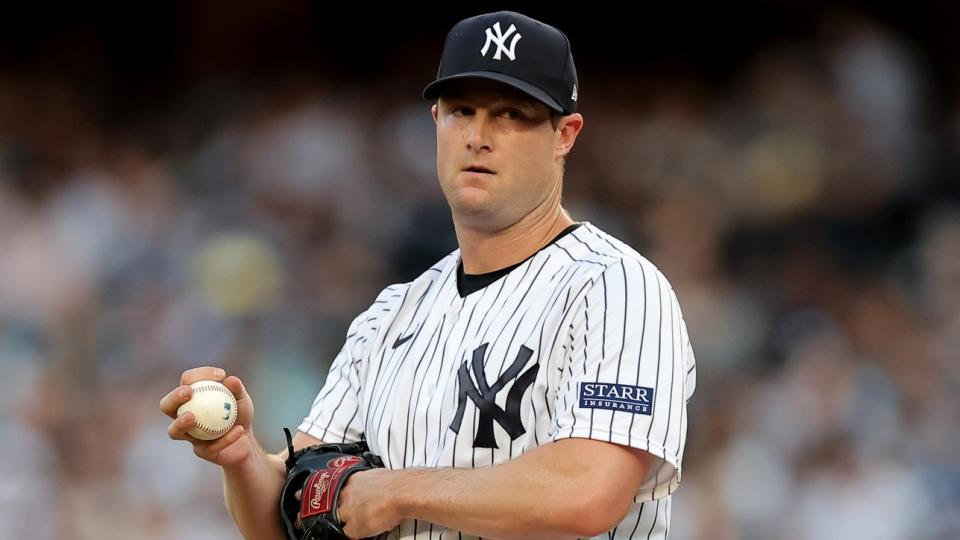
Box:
left=480, top=22, right=522, bottom=61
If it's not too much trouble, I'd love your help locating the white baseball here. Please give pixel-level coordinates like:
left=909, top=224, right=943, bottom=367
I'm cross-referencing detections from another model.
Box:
left=177, top=380, right=239, bottom=441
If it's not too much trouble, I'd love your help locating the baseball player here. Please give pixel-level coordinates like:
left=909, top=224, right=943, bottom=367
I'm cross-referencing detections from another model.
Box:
left=160, top=10, right=695, bottom=540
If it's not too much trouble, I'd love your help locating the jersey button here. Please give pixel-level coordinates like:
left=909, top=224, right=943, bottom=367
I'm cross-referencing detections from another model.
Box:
left=446, top=306, right=460, bottom=327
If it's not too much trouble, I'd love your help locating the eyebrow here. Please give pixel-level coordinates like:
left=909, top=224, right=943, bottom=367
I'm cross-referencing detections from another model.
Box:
left=442, top=96, right=541, bottom=112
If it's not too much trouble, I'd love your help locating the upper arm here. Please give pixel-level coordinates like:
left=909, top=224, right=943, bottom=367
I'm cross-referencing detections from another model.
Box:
left=297, top=283, right=410, bottom=443
left=272, top=430, right=324, bottom=460
left=550, top=259, right=694, bottom=499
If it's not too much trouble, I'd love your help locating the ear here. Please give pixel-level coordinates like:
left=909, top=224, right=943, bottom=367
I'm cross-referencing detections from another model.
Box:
left=431, top=103, right=439, bottom=125
left=554, top=113, right=584, bottom=161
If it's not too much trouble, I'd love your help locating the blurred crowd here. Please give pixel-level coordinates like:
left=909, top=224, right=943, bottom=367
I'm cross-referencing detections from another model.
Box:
left=1, top=11, right=958, bottom=540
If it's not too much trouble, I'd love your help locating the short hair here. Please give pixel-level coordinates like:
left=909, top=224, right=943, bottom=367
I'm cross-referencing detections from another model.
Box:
left=550, top=112, right=564, bottom=131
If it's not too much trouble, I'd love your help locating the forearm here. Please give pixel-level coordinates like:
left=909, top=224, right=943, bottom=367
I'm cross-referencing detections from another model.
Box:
left=222, top=433, right=288, bottom=540
left=395, top=447, right=630, bottom=540
left=399, top=467, right=575, bottom=540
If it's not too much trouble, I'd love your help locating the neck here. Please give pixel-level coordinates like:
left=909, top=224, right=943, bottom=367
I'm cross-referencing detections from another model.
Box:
left=455, top=201, right=575, bottom=275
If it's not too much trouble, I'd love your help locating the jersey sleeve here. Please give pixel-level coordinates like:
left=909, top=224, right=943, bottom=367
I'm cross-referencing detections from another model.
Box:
left=297, top=285, right=405, bottom=443
left=549, top=259, right=696, bottom=500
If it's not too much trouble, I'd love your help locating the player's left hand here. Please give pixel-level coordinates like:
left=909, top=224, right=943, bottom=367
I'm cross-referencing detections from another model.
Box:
left=295, top=467, right=404, bottom=538
left=337, top=468, right=405, bottom=538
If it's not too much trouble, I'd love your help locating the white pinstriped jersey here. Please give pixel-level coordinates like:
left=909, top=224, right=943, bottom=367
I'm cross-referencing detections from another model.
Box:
left=299, top=222, right=696, bottom=539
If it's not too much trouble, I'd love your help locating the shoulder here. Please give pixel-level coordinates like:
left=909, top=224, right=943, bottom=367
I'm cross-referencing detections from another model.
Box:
left=343, top=250, right=459, bottom=356
left=559, top=223, right=677, bottom=297
left=350, top=249, right=459, bottom=331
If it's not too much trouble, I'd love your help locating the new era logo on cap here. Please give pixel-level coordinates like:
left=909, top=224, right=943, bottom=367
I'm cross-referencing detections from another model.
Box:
left=423, top=11, right=579, bottom=115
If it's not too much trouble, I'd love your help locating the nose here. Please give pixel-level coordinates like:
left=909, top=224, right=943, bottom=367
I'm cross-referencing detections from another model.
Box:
left=465, top=112, right=492, bottom=153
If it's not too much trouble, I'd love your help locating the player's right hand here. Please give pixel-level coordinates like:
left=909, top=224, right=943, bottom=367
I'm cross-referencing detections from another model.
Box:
left=159, top=366, right=256, bottom=468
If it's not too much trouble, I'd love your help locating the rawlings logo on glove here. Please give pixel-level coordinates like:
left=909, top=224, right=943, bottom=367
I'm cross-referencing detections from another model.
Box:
left=279, top=428, right=385, bottom=540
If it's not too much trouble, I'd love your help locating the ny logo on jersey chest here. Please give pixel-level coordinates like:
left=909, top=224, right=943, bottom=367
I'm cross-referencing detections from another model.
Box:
left=449, top=343, right=539, bottom=448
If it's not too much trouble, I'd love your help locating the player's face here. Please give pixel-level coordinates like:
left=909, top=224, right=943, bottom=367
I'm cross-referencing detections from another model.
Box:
left=431, top=80, right=578, bottom=231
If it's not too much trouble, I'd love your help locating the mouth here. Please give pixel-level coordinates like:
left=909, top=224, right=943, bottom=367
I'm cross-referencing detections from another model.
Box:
left=462, top=165, right=496, bottom=175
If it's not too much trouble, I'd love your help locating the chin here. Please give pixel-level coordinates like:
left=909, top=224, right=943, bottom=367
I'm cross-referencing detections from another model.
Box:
left=452, top=187, right=495, bottom=213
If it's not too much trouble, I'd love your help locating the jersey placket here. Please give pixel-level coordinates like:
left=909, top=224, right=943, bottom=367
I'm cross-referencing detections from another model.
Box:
left=420, top=285, right=469, bottom=464
left=388, top=270, right=461, bottom=467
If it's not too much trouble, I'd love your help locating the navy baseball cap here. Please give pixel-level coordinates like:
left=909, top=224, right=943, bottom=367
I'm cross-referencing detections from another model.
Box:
left=423, top=11, right=579, bottom=114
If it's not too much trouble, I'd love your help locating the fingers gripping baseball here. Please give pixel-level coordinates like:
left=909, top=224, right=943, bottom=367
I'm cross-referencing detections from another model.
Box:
left=159, top=367, right=256, bottom=467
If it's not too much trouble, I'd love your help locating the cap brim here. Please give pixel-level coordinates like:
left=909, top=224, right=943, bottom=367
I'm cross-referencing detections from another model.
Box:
left=423, top=72, right=566, bottom=113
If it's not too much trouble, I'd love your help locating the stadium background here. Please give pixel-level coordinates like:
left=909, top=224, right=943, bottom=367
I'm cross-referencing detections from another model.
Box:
left=0, top=2, right=958, bottom=539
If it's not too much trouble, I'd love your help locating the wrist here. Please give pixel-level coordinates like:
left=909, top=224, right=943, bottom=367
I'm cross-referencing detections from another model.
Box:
left=222, top=431, right=271, bottom=475
left=392, top=468, right=432, bottom=521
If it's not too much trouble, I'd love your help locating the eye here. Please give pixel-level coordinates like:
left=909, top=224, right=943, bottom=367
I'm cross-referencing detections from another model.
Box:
left=502, top=109, right=524, bottom=120
left=451, top=106, right=472, bottom=117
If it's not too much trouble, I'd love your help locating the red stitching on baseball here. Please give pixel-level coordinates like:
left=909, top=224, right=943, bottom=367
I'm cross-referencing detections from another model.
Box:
left=190, top=383, right=236, bottom=435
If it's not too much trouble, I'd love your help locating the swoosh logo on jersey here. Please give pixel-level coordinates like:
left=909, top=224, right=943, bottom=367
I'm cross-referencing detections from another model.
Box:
left=392, top=333, right=415, bottom=349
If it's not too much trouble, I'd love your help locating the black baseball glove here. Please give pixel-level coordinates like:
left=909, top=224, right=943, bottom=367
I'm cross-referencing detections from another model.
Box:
left=279, top=428, right=385, bottom=540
